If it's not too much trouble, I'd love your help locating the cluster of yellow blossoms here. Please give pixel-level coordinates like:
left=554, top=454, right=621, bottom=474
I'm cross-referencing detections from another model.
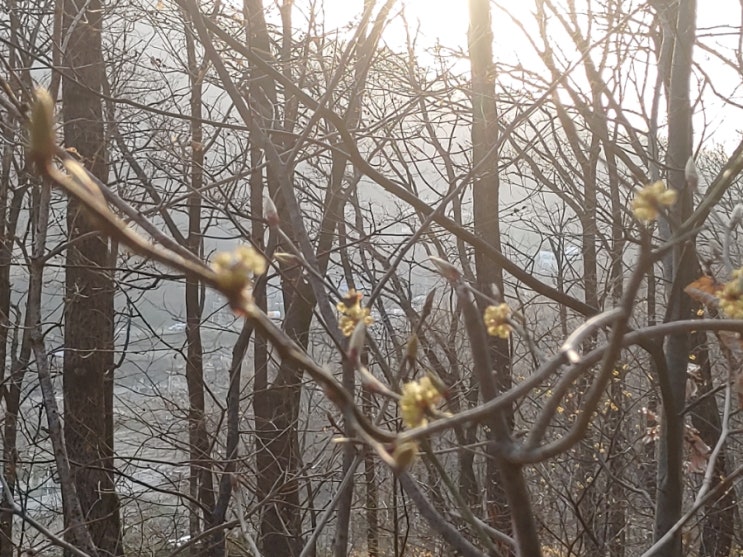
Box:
left=399, top=376, right=442, bottom=429
left=719, top=268, right=743, bottom=319
left=483, top=303, right=512, bottom=339
left=336, top=289, right=374, bottom=337
left=631, top=180, right=677, bottom=222
left=211, top=246, right=266, bottom=302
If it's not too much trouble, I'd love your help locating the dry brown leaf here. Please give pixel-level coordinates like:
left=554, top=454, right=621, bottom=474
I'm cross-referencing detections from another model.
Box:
left=684, top=426, right=711, bottom=474
left=685, top=275, right=724, bottom=309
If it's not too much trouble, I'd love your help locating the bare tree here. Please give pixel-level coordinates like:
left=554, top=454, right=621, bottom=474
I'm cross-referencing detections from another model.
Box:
left=3, top=1, right=743, bottom=557
left=60, top=0, right=122, bottom=554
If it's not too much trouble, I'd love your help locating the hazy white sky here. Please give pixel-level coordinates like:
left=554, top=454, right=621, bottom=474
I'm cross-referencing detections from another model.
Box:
left=307, top=0, right=529, bottom=54
left=214, top=0, right=743, bottom=150
left=301, top=0, right=743, bottom=148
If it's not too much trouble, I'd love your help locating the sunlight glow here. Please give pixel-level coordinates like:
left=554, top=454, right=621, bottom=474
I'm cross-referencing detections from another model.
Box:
left=316, top=0, right=531, bottom=55
left=294, top=0, right=743, bottom=147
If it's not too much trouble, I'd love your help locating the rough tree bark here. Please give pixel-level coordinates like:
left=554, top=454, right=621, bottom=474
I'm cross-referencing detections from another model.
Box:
left=467, top=0, right=513, bottom=549
left=182, top=18, right=215, bottom=556
left=651, top=2, right=734, bottom=554
left=241, top=2, right=309, bottom=554
left=653, top=1, right=696, bottom=556
left=0, top=3, right=33, bottom=551
left=60, top=0, right=122, bottom=555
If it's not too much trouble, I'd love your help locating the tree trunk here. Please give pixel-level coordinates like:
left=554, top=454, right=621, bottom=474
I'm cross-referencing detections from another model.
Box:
left=181, top=19, right=215, bottom=557
left=60, top=1, right=122, bottom=554
left=605, top=124, right=627, bottom=557
left=0, top=7, right=26, bottom=550
left=467, top=0, right=513, bottom=549
left=653, top=2, right=696, bottom=556
left=0, top=201, right=28, bottom=557
left=362, top=391, right=379, bottom=557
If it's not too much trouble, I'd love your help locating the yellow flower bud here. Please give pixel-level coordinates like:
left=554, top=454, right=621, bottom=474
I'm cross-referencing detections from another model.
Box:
left=391, top=442, right=419, bottom=472
left=631, top=181, right=677, bottom=222
left=211, top=246, right=266, bottom=305
left=29, top=88, right=56, bottom=171
left=336, top=289, right=373, bottom=337
left=399, top=376, right=442, bottom=428
left=484, top=303, right=512, bottom=338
